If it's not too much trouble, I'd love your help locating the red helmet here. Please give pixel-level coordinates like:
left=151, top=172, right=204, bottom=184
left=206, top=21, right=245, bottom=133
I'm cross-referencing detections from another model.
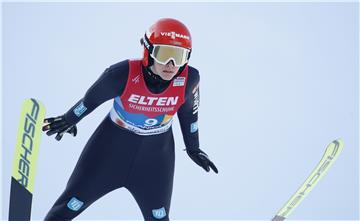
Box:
left=141, top=18, right=192, bottom=67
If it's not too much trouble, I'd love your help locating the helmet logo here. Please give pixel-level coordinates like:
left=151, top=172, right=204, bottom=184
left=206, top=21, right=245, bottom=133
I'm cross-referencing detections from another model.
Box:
left=160, top=31, right=190, bottom=40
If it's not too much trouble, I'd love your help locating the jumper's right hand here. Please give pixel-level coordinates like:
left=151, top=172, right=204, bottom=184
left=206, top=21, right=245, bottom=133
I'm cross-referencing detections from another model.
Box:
left=42, top=115, right=77, bottom=141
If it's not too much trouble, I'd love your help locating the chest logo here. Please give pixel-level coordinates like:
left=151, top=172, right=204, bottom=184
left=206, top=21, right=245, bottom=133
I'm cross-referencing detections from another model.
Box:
left=128, top=94, right=179, bottom=106
left=132, top=75, right=140, bottom=84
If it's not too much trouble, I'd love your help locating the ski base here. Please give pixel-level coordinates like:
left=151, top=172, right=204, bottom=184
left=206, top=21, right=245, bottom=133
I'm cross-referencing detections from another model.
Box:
left=9, top=177, right=33, bottom=220
left=272, top=215, right=285, bottom=221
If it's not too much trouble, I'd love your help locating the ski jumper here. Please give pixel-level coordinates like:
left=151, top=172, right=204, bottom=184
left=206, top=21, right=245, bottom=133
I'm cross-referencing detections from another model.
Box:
left=44, top=59, right=200, bottom=221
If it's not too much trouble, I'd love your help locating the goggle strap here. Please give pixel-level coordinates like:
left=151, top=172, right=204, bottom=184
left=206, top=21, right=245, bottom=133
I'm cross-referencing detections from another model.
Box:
left=142, top=34, right=153, bottom=54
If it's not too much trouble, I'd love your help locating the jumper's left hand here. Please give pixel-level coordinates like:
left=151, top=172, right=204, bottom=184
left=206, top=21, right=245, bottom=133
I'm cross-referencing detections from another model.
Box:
left=42, top=115, right=77, bottom=141
left=186, top=148, right=218, bottom=174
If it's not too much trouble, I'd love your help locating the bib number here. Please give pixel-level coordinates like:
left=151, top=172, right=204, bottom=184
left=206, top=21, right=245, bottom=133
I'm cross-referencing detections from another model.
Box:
left=145, top=118, right=158, bottom=126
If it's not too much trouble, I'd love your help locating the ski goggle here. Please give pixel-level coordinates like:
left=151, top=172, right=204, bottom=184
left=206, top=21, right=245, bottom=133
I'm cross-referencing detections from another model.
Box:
left=150, top=44, right=190, bottom=67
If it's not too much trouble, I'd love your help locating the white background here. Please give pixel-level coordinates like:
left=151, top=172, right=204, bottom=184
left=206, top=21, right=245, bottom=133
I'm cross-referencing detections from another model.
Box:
left=2, top=2, right=359, bottom=220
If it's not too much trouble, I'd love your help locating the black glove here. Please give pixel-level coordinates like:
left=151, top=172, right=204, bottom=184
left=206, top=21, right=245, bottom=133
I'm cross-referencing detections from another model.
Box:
left=186, top=148, right=218, bottom=173
left=42, top=115, right=77, bottom=141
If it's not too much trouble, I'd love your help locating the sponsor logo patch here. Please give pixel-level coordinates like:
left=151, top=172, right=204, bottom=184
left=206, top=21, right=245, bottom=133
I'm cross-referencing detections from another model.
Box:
left=73, top=101, right=87, bottom=117
left=152, top=207, right=167, bottom=219
left=67, top=197, right=84, bottom=211
left=190, top=121, right=198, bottom=133
left=173, top=77, right=185, bottom=87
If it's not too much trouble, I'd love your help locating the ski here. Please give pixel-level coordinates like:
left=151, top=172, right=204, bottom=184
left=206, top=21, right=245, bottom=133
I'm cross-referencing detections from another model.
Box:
left=271, top=139, right=344, bottom=221
left=8, top=98, right=46, bottom=221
